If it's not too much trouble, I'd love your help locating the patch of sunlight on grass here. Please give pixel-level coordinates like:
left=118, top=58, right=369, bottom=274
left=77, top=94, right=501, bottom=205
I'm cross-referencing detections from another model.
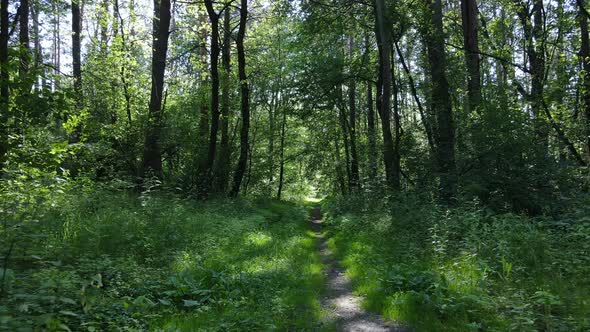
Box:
left=243, top=255, right=290, bottom=274
left=304, top=196, right=323, bottom=203
left=441, top=252, right=487, bottom=293
left=244, top=230, right=273, bottom=247
left=171, top=250, right=201, bottom=272
left=304, top=261, right=323, bottom=276
left=381, top=291, right=441, bottom=331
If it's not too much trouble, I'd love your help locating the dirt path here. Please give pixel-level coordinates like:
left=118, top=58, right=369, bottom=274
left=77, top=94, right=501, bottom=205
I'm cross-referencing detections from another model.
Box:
left=311, top=207, right=407, bottom=332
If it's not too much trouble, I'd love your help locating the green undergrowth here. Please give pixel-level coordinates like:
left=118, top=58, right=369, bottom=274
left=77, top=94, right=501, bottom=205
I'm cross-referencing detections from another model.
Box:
left=1, top=175, right=324, bottom=331
left=323, top=194, right=590, bottom=332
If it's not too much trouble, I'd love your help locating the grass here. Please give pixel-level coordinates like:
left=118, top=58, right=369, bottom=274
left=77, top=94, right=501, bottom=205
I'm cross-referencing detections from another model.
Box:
left=323, top=194, right=590, bottom=332
left=1, top=180, right=326, bottom=331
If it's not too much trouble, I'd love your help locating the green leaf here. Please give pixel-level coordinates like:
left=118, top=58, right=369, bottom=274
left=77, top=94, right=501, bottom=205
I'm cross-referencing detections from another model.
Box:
left=59, top=310, right=79, bottom=317
left=183, top=299, right=201, bottom=307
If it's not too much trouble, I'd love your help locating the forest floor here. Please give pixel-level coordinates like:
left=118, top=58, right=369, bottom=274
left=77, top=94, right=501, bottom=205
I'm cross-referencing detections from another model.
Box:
left=311, top=206, right=408, bottom=332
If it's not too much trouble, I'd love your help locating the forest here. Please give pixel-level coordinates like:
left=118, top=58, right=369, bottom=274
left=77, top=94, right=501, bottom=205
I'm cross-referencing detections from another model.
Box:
left=1, top=0, right=589, bottom=330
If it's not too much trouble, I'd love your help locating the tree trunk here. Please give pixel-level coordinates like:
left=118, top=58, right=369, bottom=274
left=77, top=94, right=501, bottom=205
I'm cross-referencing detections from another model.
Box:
left=366, top=37, right=377, bottom=180
left=19, top=0, right=30, bottom=81
left=391, top=50, right=402, bottom=189
left=367, top=79, right=377, bottom=179
left=348, top=35, right=360, bottom=191
left=204, top=0, right=221, bottom=188
left=277, top=110, right=286, bottom=199
left=216, top=7, right=231, bottom=192
left=72, top=0, right=82, bottom=92
left=141, top=0, right=171, bottom=179
left=425, top=0, right=457, bottom=203
left=339, top=104, right=351, bottom=191
left=334, top=131, right=347, bottom=195
left=579, top=0, right=590, bottom=158
left=229, top=0, right=249, bottom=197
left=374, top=0, right=398, bottom=189
left=0, top=0, right=8, bottom=170
left=31, top=1, right=44, bottom=91
left=460, top=0, right=481, bottom=113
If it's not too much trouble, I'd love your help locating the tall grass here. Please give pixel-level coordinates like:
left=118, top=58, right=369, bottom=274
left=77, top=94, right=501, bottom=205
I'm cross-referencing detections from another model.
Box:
left=1, top=176, right=325, bottom=331
left=324, top=194, right=590, bottom=331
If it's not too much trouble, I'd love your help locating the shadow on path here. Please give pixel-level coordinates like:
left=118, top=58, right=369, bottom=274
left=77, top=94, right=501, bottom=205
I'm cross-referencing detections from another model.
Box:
left=311, top=206, right=409, bottom=332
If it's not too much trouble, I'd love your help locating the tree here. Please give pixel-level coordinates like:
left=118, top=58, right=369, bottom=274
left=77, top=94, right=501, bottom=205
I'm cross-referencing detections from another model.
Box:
left=460, top=0, right=481, bottom=113
left=579, top=0, right=590, bottom=158
left=141, top=0, right=171, bottom=179
left=348, top=35, right=360, bottom=190
left=203, top=0, right=221, bottom=190
left=229, top=0, right=249, bottom=197
left=71, top=0, right=81, bottom=93
left=424, top=0, right=456, bottom=202
left=215, top=6, right=232, bottom=192
left=0, top=0, right=8, bottom=171
left=19, top=0, right=30, bottom=81
left=374, top=0, right=400, bottom=189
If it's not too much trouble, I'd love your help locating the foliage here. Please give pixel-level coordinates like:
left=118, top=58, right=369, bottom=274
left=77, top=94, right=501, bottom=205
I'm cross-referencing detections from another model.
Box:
left=0, top=177, right=324, bottom=331
left=324, top=194, right=590, bottom=331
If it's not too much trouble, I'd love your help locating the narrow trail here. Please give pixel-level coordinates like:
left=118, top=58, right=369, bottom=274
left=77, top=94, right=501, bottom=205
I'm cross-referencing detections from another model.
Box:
left=310, top=207, right=407, bottom=332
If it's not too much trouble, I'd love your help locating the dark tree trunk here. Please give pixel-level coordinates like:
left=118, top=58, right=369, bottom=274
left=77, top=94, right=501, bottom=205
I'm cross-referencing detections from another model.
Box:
left=216, top=7, right=231, bottom=192
left=0, top=0, right=8, bottom=170
left=72, top=0, right=81, bottom=92
left=19, top=0, right=30, bottom=81
left=334, top=132, right=347, bottom=195
left=141, top=0, right=171, bottom=179
left=230, top=0, right=249, bottom=197
left=460, top=0, right=481, bottom=113
left=579, top=0, right=590, bottom=158
left=374, top=0, right=398, bottom=189
left=348, top=35, right=360, bottom=190
left=114, top=0, right=132, bottom=124
left=391, top=50, right=402, bottom=189
left=340, top=107, right=351, bottom=190
left=366, top=37, right=377, bottom=180
left=68, top=0, right=82, bottom=143
left=425, top=0, right=457, bottom=203
left=367, top=79, right=377, bottom=179
left=31, top=1, right=44, bottom=91
left=204, top=0, right=221, bottom=188
left=277, top=110, right=286, bottom=199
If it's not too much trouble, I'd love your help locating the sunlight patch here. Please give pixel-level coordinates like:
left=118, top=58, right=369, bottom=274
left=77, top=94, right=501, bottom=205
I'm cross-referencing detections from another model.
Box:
left=244, top=231, right=273, bottom=247
left=172, top=250, right=201, bottom=272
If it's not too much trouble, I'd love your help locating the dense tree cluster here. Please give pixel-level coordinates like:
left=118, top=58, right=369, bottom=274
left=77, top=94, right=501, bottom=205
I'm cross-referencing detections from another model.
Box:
left=0, top=0, right=587, bottom=208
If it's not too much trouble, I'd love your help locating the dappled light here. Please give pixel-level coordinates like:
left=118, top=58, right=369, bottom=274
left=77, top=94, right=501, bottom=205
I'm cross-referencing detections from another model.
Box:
left=1, top=0, right=589, bottom=329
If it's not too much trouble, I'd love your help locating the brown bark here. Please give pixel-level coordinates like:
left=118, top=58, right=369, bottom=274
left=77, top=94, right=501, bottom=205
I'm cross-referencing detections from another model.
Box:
left=579, top=0, right=590, bottom=158
left=141, top=0, right=171, bottom=178
left=366, top=37, right=377, bottom=180
left=348, top=35, right=359, bottom=190
left=19, top=0, right=30, bottom=81
left=72, top=0, right=81, bottom=92
left=460, top=0, right=481, bottom=113
left=204, top=0, right=221, bottom=188
left=216, top=6, right=231, bottom=192
left=0, top=0, right=8, bottom=170
left=425, top=0, right=457, bottom=202
left=277, top=110, right=286, bottom=199
left=374, top=0, right=399, bottom=189
left=229, top=0, right=249, bottom=197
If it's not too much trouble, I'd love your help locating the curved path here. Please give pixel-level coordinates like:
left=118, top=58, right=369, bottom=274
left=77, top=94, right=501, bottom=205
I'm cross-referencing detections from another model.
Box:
left=310, top=207, right=409, bottom=332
